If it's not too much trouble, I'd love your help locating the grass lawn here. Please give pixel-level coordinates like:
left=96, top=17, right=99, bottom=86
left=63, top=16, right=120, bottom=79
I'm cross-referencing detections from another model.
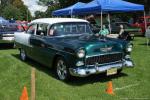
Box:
left=0, top=37, right=150, bottom=100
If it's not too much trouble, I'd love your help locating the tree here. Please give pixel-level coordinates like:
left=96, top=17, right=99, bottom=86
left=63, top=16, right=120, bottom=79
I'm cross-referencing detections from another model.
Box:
left=45, top=4, right=60, bottom=17
left=12, top=0, right=32, bottom=20
left=38, top=0, right=54, bottom=6
left=34, top=0, right=60, bottom=18
left=0, top=0, right=32, bottom=20
left=34, top=11, right=46, bottom=18
left=1, top=4, right=22, bottom=20
left=0, top=0, right=13, bottom=14
left=0, top=0, right=13, bottom=7
left=58, top=0, right=91, bottom=8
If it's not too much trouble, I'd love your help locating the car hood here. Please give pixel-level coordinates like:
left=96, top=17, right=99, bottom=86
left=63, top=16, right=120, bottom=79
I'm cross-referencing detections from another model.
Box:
left=45, top=35, right=125, bottom=55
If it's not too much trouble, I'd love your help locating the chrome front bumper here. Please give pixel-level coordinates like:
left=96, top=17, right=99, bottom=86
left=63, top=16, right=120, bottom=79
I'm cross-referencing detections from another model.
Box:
left=0, top=34, right=14, bottom=42
left=69, top=59, right=134, bottom=77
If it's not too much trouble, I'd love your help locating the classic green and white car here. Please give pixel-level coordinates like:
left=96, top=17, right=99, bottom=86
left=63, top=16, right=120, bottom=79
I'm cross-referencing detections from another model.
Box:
left=14, top=18, right=134, bottom=81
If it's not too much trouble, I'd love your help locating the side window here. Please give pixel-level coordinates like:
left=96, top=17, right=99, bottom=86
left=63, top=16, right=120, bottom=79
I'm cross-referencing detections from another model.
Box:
left=27, top=24, right=37, bottom=35
left=36, top=24, right=48, bottom=36
left=48, top=25, right=57, bottom=36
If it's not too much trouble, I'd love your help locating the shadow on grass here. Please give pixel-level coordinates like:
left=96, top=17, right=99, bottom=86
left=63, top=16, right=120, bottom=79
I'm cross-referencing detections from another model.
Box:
left=0, top=43, right=14, bottom=49
left=12, top=54, right=56, bottom=78
left=67, top=73, right=128, bottom=86
left=12, top=54, right=128, bottom=86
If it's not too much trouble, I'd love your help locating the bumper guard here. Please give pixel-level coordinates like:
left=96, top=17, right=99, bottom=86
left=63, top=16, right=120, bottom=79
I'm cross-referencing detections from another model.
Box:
left=69, top=59, right=134, bottom=77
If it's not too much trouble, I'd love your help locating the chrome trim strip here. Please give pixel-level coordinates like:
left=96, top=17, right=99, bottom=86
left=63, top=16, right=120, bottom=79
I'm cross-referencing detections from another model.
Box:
left=86, top=52, right=122, bottom=58
left=86, top=60, right=123, bottom=67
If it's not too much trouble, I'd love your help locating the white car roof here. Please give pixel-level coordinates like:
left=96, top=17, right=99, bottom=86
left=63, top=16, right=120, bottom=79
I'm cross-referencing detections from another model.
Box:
left=31, top=18, right=89, bottom=25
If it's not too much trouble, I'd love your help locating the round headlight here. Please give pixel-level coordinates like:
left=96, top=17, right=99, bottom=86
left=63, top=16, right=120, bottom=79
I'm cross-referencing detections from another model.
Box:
left=77, top=49, right=85, bottom=58
left=126, top=44, right=133, bottom=52
left=127, top=47, right=132, bottom=52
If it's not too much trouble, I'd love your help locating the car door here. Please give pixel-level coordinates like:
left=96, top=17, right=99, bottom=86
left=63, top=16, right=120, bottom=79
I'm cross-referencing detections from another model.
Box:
left=29, top=23, right=52, bottom=66
left=19, top=23, right=37, bottom=59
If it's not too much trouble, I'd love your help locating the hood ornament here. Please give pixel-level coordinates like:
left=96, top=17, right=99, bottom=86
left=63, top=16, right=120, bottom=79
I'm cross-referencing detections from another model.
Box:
left=100, top=46, right=113, bottom=52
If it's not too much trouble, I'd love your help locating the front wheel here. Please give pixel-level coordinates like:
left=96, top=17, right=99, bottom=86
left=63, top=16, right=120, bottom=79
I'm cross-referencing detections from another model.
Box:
left=55, top=57, right=71, bottom=81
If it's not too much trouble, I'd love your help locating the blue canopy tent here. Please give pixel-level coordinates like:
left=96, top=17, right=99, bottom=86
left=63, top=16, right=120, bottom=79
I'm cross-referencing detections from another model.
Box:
left=53, top=0, right=144, bottom=15
left=52, top=0, right=145, bottom=32
left=74, top=0, right=144, bottom=14
left=52, top=2, right=85, bottom=16
left=0, top=17, right=8, bottom=24
left=73, top=0, right=145, bottom=32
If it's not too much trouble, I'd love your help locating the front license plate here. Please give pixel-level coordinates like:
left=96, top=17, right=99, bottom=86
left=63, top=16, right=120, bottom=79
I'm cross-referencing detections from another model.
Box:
left=107, top=68, right=117, bottom=76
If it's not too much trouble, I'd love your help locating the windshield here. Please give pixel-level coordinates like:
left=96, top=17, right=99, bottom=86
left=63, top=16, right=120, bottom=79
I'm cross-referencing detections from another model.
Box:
left=48, top=22, right=93, bottom=36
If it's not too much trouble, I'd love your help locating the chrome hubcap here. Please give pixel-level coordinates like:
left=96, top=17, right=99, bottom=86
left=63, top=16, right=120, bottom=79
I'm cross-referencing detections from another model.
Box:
left=56, top=60, right=67, bottom=80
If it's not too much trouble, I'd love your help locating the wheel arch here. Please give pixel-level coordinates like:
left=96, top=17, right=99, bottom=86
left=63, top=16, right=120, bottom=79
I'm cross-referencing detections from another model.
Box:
left=52, top=54, right=66, bottom=69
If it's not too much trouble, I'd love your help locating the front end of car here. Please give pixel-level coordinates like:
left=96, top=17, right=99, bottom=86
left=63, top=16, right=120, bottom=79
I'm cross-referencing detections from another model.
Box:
left=69, top=40, right=134, bottom=77
left=0, top=23, right=18, bottom=43
left=0, top=33, right=14, bottom=43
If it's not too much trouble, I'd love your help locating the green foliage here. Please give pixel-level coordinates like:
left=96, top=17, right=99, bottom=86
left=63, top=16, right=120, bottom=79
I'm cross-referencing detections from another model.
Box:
left=58, top=0, right=76, bottom=8
left=34, top=4, right=60, bottom=18
left=38, top=0, right=53, bottom=6
left=0, top=0, right=13, bottom=7
left=0, top=0, right=32, bottom=21
left=0, top=37, right=150, bottom=99
left=58, top=0, right=91, bottom=8
left=46, top=5, right=60, bottom=17
left=12, top=0, right=32, bottom=20
left=34, top=11, right=46, bottom=18
left=1, top=5, right=22, bottom=20
left=35, top=0, right=91, bottom=18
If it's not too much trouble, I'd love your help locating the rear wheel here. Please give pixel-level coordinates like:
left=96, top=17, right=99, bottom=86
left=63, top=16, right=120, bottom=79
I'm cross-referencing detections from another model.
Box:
left=20, top=48, right=27, bottom=61
left=55, top=57, right=71, bottom=81
left=117, top=68, right=123, bottom=74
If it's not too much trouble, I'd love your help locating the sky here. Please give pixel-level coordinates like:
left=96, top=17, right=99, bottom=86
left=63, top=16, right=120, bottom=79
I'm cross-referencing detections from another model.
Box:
left=22, top=0, right=48, bottom=16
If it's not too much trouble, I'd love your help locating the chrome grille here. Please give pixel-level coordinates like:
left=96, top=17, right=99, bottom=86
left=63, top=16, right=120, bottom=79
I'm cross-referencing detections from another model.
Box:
left=86, top=53, right=123, bottom=65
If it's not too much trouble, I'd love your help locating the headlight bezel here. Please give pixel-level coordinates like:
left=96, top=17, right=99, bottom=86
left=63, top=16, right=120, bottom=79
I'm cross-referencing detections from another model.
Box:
left=126, top=43, right=133, bottom=52
left=76, top=48, right=86, bottom=58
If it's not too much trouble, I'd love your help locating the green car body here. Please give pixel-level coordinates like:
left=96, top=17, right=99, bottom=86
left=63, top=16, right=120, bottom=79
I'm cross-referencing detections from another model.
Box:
left=14, top=18, right=134, bottom=80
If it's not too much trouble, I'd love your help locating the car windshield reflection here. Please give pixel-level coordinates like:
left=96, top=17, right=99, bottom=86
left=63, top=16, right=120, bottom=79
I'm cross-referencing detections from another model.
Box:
left=48, top=22, right=93, bottom=36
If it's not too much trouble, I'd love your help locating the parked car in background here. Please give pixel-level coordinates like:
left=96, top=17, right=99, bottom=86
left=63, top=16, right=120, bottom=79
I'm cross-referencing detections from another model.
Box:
left=109, top=22, right=141, bottom=35
left=131, top=16, right=150, bottom=35
left=16, top=20, right=29, bottom=31
left=0, top=22, right=18, bottom=43
left=0, top=17, right=24, bottom=44
left=108, top=22, right=142, bottom=39
left=91, top=22, right=141, bottom=40
left=15, top=18, right=134, bottom=81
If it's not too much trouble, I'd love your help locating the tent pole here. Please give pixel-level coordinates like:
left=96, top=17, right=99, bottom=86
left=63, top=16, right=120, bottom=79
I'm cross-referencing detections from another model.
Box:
left=71, top=8, right=73, bottom=18
left=101, top=10, right=103, bottom=30
left=144, top=11, right=147, bottom=31
left=108, top=13, right=111, bottom=34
